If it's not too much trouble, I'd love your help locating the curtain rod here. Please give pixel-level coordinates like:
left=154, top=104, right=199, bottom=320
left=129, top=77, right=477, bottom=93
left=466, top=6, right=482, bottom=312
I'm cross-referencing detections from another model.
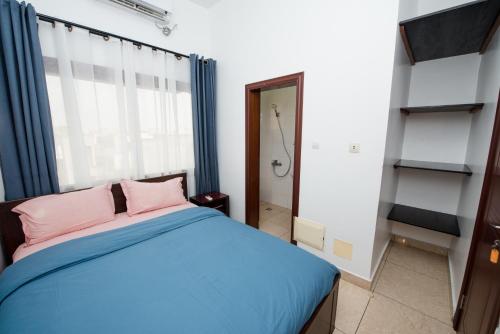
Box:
left=36, top=13, right=190, bottom=60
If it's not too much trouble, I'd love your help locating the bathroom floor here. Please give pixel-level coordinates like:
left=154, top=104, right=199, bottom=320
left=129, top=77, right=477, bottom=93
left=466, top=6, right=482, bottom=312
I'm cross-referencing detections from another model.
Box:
left=334, top=241, right=455, bottom=334
left=259, top=201, right=292, bottom=242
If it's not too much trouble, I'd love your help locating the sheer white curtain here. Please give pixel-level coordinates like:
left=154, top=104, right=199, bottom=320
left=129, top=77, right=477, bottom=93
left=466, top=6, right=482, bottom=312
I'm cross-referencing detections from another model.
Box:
left=38, top=21, right=194, bottom=191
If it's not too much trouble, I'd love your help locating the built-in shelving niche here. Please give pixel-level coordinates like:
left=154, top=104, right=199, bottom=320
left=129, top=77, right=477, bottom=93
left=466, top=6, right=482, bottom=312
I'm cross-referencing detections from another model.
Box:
left=388, top=204, right=460, bottom=237
left=390, top=94, right=483, bottom=238
left=387, top=1, right=499, bottom=238
left=399, top=0, right=500, bottom=65
left=394, top=159, right=473, bottom=176
left=390, top=159, right=471, bottom=235
left=400, top=103, right=484, bottom=114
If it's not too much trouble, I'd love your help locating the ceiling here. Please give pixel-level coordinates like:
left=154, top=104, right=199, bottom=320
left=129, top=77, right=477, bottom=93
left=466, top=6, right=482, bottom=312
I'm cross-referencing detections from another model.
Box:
left=188, top=0, right=221, bottom=8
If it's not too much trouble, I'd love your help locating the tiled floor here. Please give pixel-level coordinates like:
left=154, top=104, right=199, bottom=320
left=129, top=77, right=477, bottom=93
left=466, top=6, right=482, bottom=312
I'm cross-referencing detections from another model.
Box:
left=334, top=242, right=456, bottom=334
left=258, top=201, right=292, bottom=242
left=257, top=206, right=454, bottom=333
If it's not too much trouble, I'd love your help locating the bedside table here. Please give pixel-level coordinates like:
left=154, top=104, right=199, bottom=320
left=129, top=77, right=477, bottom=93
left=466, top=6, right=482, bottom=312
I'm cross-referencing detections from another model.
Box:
left=189, top=192, right=230, bottom=216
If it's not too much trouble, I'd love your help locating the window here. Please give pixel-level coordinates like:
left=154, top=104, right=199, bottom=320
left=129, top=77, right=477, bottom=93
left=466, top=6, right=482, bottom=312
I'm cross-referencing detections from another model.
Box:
left=39, top=22, right=194, bottom=190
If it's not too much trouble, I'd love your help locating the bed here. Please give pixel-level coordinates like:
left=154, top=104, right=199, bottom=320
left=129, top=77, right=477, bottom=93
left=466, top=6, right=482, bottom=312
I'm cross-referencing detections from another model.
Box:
left=0, top=173, right=340, bottom=334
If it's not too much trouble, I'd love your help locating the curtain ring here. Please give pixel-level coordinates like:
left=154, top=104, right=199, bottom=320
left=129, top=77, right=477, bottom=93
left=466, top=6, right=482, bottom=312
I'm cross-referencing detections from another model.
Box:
left=137, top=44, right=142, bottom=50
left=51, top=22, right=55, bottom=28
left=175, top=55, right=182, bottom=60
left=67, top=25, right=73, bottom=32
left=103, top=35, right=110, bottom=41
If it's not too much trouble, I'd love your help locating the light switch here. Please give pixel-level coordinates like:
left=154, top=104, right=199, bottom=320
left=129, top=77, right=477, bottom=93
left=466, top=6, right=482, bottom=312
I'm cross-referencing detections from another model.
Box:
left=349, top=143, right=360, bottom=153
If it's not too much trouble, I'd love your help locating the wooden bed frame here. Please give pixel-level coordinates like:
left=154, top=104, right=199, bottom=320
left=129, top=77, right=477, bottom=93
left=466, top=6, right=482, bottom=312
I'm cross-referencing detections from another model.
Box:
left=0, top=172, right=339, bottom=334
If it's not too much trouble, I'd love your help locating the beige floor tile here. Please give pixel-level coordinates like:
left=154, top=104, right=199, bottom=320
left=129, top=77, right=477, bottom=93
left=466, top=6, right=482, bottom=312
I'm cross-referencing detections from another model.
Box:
left=387, top=243, right=449, bottom=281
left=357, top=293, right=455, bottom=334
left=333, top=329, right=345, bottom=334
left=335, top=280, right=372, bottom=334
left=259, top=220, right=288, bottom=237
left=279, top=232, right=291, bottom=242
left=269, top=212, right=292, bottom=229
left=259, top=202, right=292, bottom=238
left=259, top=207, right=281, bottom=221
left=260, top=202, right=287, bottom=213
left=273, top=204, right=289, bottom=212
left=392, top=236, right=448, bottom=256
left=375, top=262, right=452, bottom=325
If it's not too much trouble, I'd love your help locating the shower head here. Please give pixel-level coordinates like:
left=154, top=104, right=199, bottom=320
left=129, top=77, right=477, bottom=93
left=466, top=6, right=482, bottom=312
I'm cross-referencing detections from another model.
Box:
left=271, top=104, right=280, bottom=117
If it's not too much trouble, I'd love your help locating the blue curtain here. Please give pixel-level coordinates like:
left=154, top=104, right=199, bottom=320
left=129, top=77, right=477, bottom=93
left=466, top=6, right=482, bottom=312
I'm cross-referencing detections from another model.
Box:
left=190, top=54, right=219, bottom=195
left=0, top=0, right=59, bottom=200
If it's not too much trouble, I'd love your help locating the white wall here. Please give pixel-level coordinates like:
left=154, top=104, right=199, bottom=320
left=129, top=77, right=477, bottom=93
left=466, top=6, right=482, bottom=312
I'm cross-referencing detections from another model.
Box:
left=372, top=0, right=416, bottom=275
left=416, top=0, right=472, bottom=16
left=260, top=87, right=296, bottom=209
left=212, top=0, right=400, bottom=280
left=449, top=32, right=500, bottom=309
left=29, top=0, right=212, bottom=58
left=407, top=55, right=481, bottom=107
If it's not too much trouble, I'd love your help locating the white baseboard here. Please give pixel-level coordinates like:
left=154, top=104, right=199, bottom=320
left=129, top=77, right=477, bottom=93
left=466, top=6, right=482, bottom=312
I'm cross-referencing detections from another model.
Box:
left=448, top=255, right=458, bottom=310
left=370, top=239, right=391, bottom=282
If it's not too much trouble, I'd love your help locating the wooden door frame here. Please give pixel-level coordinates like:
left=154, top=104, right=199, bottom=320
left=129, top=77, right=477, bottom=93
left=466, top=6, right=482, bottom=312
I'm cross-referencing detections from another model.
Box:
left=245, top=72, right=304, bottom=243
left=453, top=91, right=500, bottom=331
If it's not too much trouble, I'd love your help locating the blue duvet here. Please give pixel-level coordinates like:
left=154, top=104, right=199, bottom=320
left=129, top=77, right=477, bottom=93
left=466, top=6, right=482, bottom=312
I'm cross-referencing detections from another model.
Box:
left=0, top=207, right=338, bottom=334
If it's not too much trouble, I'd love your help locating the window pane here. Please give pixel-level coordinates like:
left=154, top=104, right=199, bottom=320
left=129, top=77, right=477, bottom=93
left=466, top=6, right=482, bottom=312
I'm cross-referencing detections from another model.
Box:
left=40, top=24, right=194, bottom=190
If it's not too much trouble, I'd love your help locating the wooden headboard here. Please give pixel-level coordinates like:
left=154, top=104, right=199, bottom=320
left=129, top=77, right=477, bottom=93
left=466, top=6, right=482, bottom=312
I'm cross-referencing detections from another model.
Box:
left=0, top=172, right=188, bottom=266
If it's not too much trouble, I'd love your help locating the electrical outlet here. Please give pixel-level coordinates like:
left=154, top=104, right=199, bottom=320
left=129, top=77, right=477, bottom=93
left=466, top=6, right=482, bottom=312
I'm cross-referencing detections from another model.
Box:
left=349, top=143, right=360, bottom=153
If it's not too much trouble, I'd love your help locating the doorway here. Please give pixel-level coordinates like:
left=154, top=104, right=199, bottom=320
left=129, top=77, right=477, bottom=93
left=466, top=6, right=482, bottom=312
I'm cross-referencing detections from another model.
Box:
left=245, top=72, right=304, bottom=243
left=454, top=92, right=500, bottom=334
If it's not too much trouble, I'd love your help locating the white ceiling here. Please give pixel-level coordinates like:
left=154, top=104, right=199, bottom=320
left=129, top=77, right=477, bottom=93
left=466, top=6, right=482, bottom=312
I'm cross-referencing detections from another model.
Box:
left=188, top=0, right=221, bottom=8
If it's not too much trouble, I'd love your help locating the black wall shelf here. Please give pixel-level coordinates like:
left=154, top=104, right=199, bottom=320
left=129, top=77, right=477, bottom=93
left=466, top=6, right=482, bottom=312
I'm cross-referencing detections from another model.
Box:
left=394, top=159, right=472, bottom=175
left=388, top=204, right=461, bottom=236
left=399, top=0, right=500, bottom=64
left=400, top=103, right=484, bottom=114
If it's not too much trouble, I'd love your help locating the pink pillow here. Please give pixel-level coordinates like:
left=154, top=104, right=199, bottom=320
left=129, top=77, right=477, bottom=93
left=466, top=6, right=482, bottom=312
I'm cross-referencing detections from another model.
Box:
left=13, top=184, right=115, bottom=245
left=120, top=177, right=187, bottom=216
